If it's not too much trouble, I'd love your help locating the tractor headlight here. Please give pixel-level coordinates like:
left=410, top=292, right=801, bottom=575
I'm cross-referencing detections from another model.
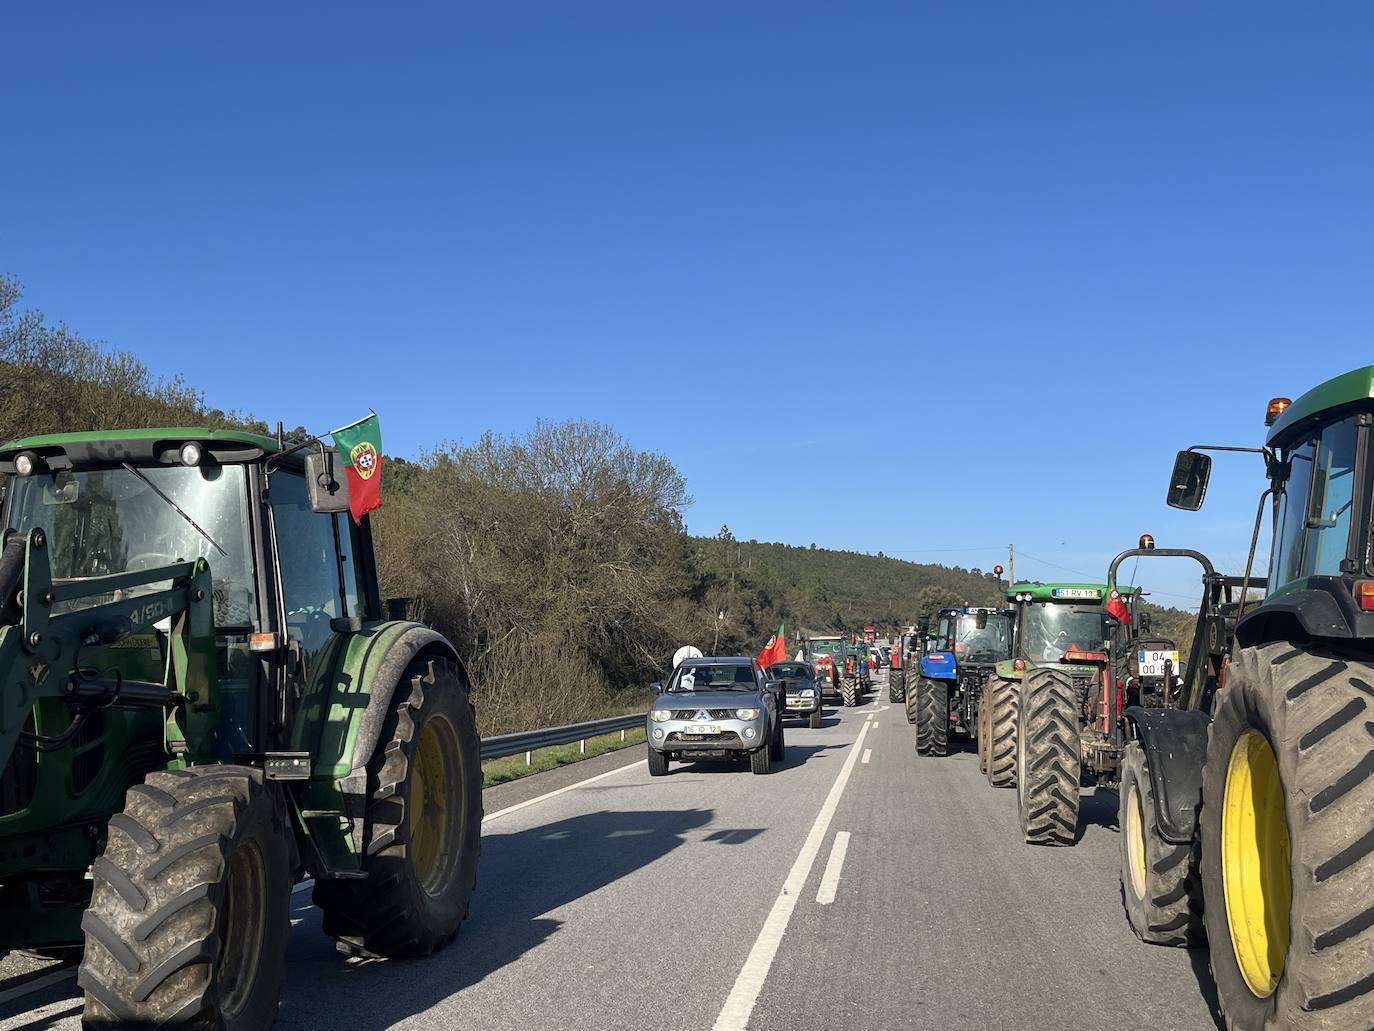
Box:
left=735, top=707, right=760, bottom=720
left=649, top=709, right=671, bottom=723
left=14, top=452, right=36, bottom=476
left=179, top=442, right=203, bottom=467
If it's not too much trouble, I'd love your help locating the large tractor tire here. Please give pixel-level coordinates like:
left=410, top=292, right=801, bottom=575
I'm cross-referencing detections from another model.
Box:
left=985, top=674, right=1018, bottom=788
left=315, top=657, right=482, bottom=959
left=841, top=673, right=860, bottom=708
left=1015, top=668, right=1080, bottom=846
left=1200, top=642, right=1374, bottom=1031
left=889, top=666, right=906, bottom=703
left=904, top=670, right=920, bottom=724
left=915, top=677, right=949, bottom=757
left=1119, top=742, right=1204, bottom=947
left=79, top=766, right=293, bottom=1031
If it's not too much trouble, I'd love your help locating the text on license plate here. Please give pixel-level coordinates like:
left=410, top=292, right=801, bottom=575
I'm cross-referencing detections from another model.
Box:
left=1138, top=650, right=1180, bottom=676
left=685, top=724, right=720, bottom=735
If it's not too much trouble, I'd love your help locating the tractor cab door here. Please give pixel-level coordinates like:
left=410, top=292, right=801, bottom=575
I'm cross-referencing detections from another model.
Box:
left=265, top=469, right=373, bottom=742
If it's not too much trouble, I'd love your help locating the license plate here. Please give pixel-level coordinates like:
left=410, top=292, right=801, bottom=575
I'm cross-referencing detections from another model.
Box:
left=1053, top=587, right=1100, bottom=600
left=1138, top=649, right=1180, bottom=677
left=685, top=724, right=720, bottom=735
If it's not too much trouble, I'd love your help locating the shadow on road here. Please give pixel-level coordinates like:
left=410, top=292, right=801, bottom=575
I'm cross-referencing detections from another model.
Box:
left=1075, top=786, right=1121, bottom=843
left=1187, top=942, right=1226, bottom=1030
left=276, top=807, right=714, bottom=1031
left=668, top=742, right=846, bottom=775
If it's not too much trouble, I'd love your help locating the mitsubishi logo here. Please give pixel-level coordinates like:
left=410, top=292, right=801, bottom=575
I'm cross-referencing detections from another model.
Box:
left=694, top=710, right=710, bottom=721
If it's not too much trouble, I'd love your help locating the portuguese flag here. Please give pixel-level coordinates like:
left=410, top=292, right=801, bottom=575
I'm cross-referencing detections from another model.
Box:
left=756, top=623, right=788, bottom=668
left=331, top=413, right=383, bottom=524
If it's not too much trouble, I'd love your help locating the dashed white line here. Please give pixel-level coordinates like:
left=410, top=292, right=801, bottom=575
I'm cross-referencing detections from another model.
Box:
left=712, top=718, right=872, bottom=1031
left=816, top=831, right=851, bottom=905
left=861, top=748, right=872, bottom=765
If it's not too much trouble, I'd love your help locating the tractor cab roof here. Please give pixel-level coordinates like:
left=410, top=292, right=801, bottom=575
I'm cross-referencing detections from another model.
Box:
left=0, top=428, right=285, bottom=474
left=1006, top=581, right=1109, bottom=604
left=1266, top=365, right=1374, bottom=447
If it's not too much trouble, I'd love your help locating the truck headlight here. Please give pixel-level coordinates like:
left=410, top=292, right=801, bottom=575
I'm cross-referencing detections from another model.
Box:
left=799, top=689, right=815, bottom=699
left=650, top=709, right=671, bottom=723
left=735, top=708, right=760, bottom=720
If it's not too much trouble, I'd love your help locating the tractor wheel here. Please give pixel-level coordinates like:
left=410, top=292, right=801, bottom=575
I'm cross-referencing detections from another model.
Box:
left=977, top=690, right=992, bottom=775
left=986, top=675, right=1018, bottom=788
left=78, top=766, right=293, bottom=1031
left=647, top=746, right=669, bottom=777
left=889, top=666, right=906, bottom=704
left=904, top=673, right=920, bottom=724
left=1200, top=643, right=1374, bottom=1031
left=1015, top=667, right=1080, bottom=845
left=315, top=657, right=482, bottom=959
left=915, top=677, right=949, bottom=757
left=1119, top=742, right=1203, bottom=947
left=841, top=674, right=859, bottom=708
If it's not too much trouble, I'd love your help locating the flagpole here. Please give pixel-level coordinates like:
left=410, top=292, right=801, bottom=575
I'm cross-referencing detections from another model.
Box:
left=325, top=408, right=378, bottom=437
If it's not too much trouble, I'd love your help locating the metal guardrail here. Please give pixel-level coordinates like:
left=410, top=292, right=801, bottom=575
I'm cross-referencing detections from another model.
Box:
left=480, top=712, right=644, bottom=761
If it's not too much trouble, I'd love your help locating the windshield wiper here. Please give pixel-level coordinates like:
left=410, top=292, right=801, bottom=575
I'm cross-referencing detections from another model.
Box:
left=121, top=463, right=227, bottom=557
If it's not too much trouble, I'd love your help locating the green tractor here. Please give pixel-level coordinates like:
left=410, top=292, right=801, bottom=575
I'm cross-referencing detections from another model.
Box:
left=1129, top=369, right=1374, bottom=1029
left=0, top=428, right=482, bottom=1028
left=982, top=582, right=1112, bottom=843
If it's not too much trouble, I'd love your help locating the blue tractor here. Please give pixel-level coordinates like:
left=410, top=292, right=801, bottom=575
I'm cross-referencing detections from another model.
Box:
left=913, top=606, right=1015, bottom=757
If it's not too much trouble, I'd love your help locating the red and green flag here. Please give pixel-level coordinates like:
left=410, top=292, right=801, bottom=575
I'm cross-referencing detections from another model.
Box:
left=1106, top=588, right=1131, bottom=624
left=331, top=413, right=383, bottom=524
left=757, top=623, right=788, bottom=668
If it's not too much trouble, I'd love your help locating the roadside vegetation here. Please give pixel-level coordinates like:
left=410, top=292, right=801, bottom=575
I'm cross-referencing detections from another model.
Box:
left=0, top=274, right=1193, bottom=734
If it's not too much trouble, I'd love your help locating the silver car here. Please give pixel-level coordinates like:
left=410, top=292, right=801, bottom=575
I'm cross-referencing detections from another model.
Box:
left=646, top=657, right=785, bottom=776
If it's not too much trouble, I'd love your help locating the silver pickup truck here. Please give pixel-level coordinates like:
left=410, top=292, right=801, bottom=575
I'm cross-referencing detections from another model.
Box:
left=646, top=657, right=785, bottom=775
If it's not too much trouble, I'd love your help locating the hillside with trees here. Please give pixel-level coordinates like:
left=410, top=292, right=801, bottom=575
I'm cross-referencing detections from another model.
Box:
left=0, top=275, right=1194, bottom=732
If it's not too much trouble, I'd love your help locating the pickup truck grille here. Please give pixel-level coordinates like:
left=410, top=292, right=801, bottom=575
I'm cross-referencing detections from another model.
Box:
left=671, top=709, right=734, bottom=720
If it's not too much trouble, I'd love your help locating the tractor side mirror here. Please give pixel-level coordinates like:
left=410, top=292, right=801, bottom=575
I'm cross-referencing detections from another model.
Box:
left=305, top=448, right=350, bottom=514
left=975, top=611, right=988, bottom=629
left=1166, top=450, right=1211, bottom=511
left=1139, top=613, right=1153, bottom=633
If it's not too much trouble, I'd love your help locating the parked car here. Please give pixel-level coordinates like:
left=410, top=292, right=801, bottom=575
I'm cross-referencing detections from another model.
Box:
left=646, top=657, right=785, bottom=775
left=767, top=661, right=823, bottom=728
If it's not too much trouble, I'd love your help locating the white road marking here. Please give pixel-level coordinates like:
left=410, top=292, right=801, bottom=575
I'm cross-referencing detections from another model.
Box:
left=816, top=831, right=851, bottom=905
left=483, top=759, right=647, bottom=823
left=712, top=718, right=872, bottom=1030
left=861, top=748, right=872, bottom=765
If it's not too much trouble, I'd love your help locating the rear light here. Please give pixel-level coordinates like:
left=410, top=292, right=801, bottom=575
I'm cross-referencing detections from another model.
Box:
left=1013, top=658, right=1026, bottom=671
left=1064, top=648, right=1109, bottom=663
left=1355, top=581, right=1374, bottom=612
left=249, top=632, right=281, bottom=652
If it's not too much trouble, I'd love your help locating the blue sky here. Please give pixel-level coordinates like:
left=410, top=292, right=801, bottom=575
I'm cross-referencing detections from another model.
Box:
left=3, top=3, right=1370, bottom=605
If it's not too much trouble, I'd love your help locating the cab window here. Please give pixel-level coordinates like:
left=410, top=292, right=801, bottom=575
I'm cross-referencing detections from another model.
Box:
left=1302, top=416, right=1359, bottom=578
left=269, top=471, right=345, bottom=665
left=1272, top=438, right=1316, bottom=588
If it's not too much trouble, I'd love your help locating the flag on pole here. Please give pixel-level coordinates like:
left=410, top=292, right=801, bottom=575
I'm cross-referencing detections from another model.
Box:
left=757, top=623, right=788, bottom=668
left=331, top=413, right=383, bottom=524
left=1106, top=588, right=1131, bottom=624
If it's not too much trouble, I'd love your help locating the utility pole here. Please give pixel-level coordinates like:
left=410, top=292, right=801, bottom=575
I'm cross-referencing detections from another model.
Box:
left=1008, top=543, right=1015, bottom=585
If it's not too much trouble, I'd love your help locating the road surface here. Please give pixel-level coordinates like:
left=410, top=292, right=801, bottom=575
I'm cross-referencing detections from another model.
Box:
left=0, top=682, right=1221, bottom=1030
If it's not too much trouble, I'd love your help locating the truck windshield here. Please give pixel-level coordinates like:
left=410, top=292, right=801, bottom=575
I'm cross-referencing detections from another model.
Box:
left=7, top=464, right=255, bottom=627
left=668, top=664, right=757, bottom=692
left=955, top=614, right=1013, bottom=663
left=1023, top=604, right=1108, bottom=663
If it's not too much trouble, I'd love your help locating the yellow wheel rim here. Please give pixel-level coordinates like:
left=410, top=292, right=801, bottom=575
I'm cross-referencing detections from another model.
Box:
left=409, top=714, right=457, bottom=896
left=1222, top=730, right=1291, bottom=998
left=1125, top=780, right=1148, bottom=900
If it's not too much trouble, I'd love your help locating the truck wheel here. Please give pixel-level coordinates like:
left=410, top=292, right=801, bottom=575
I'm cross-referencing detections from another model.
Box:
left=1119, top=742, right=1203, bottom=946
left=79, top=766, right=293, bottom=1031
left=647, top=746, right=669, bottom=777
left=986, top=675, right=1018, bottom=788
left=771, top=718, right=786, bottom=761
left=1015, top=668, right=1079, bottom=845
left=315, top=657, right=482, bottom=958
left=915, top=677, right=949, bottom=757
left=1200, top=643, right=1374, bottom=1031
left=889, top=667, right=906, bottom=703
left=809, top=707, right=822, bottom=729
left=841, top=675, right=859, bottom=708
left=750, top=742, right=771, bottom=775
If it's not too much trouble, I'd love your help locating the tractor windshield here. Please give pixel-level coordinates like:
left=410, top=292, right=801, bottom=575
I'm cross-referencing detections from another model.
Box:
left=808, top=639, right=844, bottom=658
left=1022, top=604, right=1108, bottom=663
left=7, top=464, right=255, bottom=626
left=955, top=613, right=1013, bottom=664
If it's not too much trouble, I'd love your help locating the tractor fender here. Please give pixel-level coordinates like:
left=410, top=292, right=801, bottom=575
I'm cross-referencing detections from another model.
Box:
left=294, top=621, right=466, bottom=865
left=1122, top=706, right=1210, bottom=845
left=920, top=651, right=958, bottom=681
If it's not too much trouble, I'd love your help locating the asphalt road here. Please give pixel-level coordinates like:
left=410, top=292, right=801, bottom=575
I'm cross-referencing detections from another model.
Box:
left=1, top=677, right=1222, bottom=1031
